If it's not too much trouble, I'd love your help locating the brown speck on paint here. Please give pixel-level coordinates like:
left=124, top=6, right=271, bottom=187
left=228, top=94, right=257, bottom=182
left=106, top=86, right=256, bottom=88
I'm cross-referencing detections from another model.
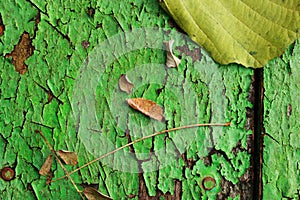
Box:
left=287, top=104, right=292, bottom=118
left=81, top=40, right=90, bottom=49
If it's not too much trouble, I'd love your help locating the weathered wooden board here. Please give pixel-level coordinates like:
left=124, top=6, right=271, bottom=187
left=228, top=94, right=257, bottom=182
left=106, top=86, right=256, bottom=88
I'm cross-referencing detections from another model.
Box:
left=1, top=0, right=255, bottom=199
left=263, top=40, right=300, bottom=199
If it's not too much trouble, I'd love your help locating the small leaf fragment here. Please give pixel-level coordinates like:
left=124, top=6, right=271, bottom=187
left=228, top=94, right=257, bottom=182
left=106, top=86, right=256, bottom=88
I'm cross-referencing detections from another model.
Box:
left=126, top=98, right=164, bottom=121
left=118, top=74, right=134, bottom=94
left=83, top=187, right=113, bottom=200
left=57, top=150, right=78, bottom=165
left=39, top=155, right=53, bottom=176
left=164, top=39, right=181, bottom=68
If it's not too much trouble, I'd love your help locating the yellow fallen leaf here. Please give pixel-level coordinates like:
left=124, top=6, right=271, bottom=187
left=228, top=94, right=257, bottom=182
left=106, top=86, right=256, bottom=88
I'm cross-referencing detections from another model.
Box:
left=160, top=0, right=300, bottom=68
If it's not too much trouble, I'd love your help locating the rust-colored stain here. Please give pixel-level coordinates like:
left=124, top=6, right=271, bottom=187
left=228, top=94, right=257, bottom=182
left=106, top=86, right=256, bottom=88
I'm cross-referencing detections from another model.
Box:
left=5, top=32, right=34, bottom=74
left=176, top=45, right=202, bottom=62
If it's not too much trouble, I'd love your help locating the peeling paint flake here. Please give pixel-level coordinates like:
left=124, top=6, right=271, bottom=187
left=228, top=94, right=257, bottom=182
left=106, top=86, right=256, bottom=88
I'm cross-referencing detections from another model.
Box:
left=5, top=32, right=34, bottom=74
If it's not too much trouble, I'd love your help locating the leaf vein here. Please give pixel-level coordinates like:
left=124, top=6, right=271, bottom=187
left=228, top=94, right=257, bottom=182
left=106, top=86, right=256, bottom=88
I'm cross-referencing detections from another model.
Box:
left=197, top=0, right=261, bottom=65
left=218, top=0, right=279, bottom=50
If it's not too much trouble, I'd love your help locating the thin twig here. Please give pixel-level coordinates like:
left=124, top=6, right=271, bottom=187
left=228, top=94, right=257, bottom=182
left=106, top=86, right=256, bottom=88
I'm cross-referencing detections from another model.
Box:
left=51, top=122, right=230, bottom=183
left=36, top=130, right=85, bottom=200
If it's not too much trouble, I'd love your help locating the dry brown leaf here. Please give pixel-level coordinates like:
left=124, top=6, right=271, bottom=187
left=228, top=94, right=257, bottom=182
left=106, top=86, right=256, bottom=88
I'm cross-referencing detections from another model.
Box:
left=57, top=150, right=78, bottom=165
left=118, top=74, right=134, bottom=94
left=39, top=155, right=53, bottom=176
left=164, top=39, right=181, bottom=68
left=83, top=187, right=112, bottom=200
left=126, top=98, right=164, bottom=121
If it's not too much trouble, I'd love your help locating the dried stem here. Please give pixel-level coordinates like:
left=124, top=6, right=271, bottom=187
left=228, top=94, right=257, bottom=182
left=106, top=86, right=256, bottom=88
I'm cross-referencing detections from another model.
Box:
left=36, top=130, right=85, bottom=200
left=51, top=122, right=231, bottom=183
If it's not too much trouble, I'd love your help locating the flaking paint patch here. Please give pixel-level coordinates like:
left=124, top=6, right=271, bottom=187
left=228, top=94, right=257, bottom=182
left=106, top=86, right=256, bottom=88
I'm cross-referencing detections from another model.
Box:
left=5, top=32, right=34, bottom=74
left=263, top=41, right=300, bottom=199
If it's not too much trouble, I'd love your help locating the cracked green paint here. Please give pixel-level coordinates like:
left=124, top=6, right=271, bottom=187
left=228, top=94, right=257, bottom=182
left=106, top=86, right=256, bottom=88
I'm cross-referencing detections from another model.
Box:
left=0, top=0, right=253, bottom=199
left=263, top=40, right=300, bottom=199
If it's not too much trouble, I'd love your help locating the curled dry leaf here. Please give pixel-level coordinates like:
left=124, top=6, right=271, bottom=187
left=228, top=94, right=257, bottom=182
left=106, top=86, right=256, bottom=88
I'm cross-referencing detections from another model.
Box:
left=39, top=154, right=53, bottom=176
left=126, top=98, right=164, bottom=121
left=118, top=74, right=134, bottom=94
left=57, top=150, right=78, bottom=165
left=83, top=187, right=113, bottom=200
left=164, top=39, right=181, bottom=68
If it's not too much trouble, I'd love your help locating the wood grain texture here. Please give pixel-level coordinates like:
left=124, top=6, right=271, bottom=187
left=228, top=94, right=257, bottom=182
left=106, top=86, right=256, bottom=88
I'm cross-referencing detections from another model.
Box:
left=0, top=0, right=253, bottom=199
left=263, top=40, right=300, bottom=199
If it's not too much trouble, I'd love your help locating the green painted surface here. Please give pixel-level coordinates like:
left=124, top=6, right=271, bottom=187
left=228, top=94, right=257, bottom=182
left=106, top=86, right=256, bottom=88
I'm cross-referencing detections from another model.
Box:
left=0, top=0, right=255, bottom=199
left=263, top=40, right=300, bottom=199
